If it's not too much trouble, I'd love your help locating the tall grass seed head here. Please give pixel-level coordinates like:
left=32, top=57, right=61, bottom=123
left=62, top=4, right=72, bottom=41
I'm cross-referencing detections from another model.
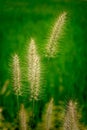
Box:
left=12, top=54, right=22, bottom=96
left=46, top=12, right=67, bottom=58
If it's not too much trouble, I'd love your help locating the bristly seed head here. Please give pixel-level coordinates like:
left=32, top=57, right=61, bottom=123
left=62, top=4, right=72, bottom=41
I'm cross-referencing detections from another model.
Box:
left=46, top=12, right=67, bottom=58
left=63, top=100, right=79, bottom=130
left=19, top=104, right=28, bottom=130
left=28, top=38, right=41, bottom=101
left=45, top=98, right=54, bottom=130
left=12, top=54, right=22, bottom=96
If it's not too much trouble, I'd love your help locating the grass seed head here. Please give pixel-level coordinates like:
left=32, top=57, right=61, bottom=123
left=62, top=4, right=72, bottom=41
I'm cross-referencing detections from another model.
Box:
left=28, top=38, right=41, bottom=101
left=63, top=100, right=79, bottom=130
left=46, top=12, right=67, bottom=58
left=12, top=54, right=21, bottom=96
left=19, top=104, right=28, bottom=130
left=45, top=98, right=54, bottom=130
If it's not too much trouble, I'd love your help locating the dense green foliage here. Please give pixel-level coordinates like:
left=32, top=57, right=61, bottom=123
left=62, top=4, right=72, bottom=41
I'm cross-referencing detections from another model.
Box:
left=0, top=0, right=87, bottom=129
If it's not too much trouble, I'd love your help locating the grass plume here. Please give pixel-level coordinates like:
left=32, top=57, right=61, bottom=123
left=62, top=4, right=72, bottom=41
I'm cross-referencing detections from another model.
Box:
left=28, top=38, right=41, bottom=101
left=63, top=100, right=79, bottom=130
left=45, top=98, right=54, bottom=130
left=46, top=12, right=67, bottom=58
left=12, top=54, right=21, bottom=96
left=19, top=104, right=28, bottom=130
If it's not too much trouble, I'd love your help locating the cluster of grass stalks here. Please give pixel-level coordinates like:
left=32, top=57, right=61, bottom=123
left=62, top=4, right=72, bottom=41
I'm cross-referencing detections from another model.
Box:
left=0, top=11, right=86, bottom=130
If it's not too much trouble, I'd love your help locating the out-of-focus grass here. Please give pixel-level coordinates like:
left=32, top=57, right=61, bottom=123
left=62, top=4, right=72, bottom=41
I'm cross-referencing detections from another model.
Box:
left=0, top=0, right=87, bottom=125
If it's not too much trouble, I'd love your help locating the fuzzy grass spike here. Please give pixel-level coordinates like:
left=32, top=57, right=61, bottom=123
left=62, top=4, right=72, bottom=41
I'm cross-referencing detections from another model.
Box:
left=46, top=12, right=67, bottom=58
left=19, top=104, right=28, bottom=130
left=63, top=100, right=79, bottom=130
left=28, top=38, right=41, bottom=101
left=45, top=98, right=54, bottom=130
left=12, top=54, right=21, bottom=96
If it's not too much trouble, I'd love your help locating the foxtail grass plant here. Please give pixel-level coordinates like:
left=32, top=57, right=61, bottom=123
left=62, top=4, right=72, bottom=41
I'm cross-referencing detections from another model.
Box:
left=28, top=38, right=41, bottom=101
left=28, top=38, right=41, bottom=125
left=12, top=54, right=21, bottom=96
left=12, top=54, right=21, bottom=110
left=46, top=12, right=67, bottom=58
left=9, top=11, right=87, bottom=130
left=19, top=104, right=28, bottom=130
left=63, top=100, right=79, bottom=130
left=37, top=99, right=54, bottom=130
left=45, top=98, right=54, bottom=130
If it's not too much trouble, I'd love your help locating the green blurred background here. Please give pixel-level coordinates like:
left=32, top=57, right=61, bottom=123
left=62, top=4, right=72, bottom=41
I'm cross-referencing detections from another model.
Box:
left=0, top=0, right=87, bottom=126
